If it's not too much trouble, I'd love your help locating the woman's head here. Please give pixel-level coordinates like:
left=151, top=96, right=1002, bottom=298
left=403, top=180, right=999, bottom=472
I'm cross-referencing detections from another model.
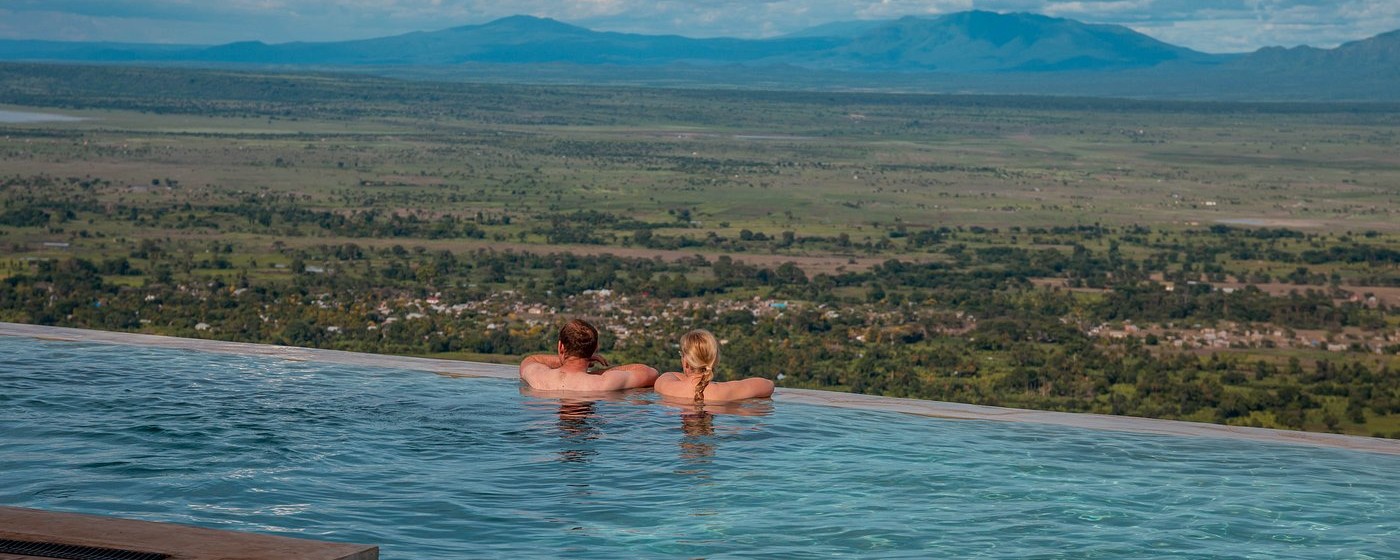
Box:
left=681, top=329, right=718, bottom=375
left=681, top=329, right=718, bottom=406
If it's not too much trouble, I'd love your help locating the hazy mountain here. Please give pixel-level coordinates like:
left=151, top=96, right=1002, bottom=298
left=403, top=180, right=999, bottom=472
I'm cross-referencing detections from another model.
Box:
left=0, top=11, right=1395, bottom=100
left=187, top=15, right=845, bottom=66
left=1174, top=29, right=1400, bottom=100
left=0, top=12, right=1210, bottom=71
left=809, top=12, right=1221, bottom=72
left=1231, top=29, right=1400, bottom=72
left=781, top=20, right=890, bottom=39
left=183, top=12, right=1220, bottom=72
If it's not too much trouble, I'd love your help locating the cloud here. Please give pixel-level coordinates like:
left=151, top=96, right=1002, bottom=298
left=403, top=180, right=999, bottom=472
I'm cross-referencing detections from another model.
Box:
left=0, top=0, right=1393, bottom=52
left=853, top=0, right=975, bottom=19
left=0, top=8, right=245, bottom=43
left=1040, top=0, right=1158, bottom=18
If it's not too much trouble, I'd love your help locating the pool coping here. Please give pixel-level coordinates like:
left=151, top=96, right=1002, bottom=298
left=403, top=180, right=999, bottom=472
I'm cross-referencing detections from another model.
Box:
left=3, top=321, right=1397, bottom=456
left=0, top=506, right=377, bottom=560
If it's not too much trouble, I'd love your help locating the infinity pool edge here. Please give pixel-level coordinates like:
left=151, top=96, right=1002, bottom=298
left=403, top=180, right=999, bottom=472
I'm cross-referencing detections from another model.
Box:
left=3, top=321, right=1395, bottom=456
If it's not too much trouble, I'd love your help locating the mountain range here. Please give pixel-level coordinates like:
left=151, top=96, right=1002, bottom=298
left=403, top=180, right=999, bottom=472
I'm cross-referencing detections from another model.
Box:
left=1, top=11, right=1397, bottom=101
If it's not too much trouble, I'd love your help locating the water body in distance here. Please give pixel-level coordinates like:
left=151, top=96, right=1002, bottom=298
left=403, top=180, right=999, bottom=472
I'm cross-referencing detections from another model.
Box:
left=0, top=110, right=87, bottom=123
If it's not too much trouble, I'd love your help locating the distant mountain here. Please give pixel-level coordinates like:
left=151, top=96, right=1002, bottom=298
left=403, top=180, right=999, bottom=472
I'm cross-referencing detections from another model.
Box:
left=809, top=12, right=1220, bottom=72
left=0, top=11, right=1396, bottom=101
left=1231, top=29, right=1400, bottom=72
left=781, top=20, right=890, bottom=39
left=185, top=15, right=845, bottom=66
left=1167, top=29, right=1400, bottom=100
left=0, top=12, right=1210, bottom=71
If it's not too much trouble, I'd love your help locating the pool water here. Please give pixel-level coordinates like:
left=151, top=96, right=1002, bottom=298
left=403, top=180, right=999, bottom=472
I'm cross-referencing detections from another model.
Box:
left=2, top=337, right=1397, bottom=558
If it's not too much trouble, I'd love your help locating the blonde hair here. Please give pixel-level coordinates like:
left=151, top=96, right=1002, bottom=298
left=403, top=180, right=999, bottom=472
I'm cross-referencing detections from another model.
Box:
left=681, top=329, right=718, bottom=408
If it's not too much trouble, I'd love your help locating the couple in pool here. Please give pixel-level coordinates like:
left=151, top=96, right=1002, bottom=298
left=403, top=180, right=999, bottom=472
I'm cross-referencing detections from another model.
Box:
left=519, top=319, right=774, bottom=404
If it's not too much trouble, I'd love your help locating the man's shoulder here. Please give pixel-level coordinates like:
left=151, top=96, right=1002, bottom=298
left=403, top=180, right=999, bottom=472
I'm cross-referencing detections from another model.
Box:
left=520, top=359, right=552, bottom=371
left=520, top=361, right=564, bottom=389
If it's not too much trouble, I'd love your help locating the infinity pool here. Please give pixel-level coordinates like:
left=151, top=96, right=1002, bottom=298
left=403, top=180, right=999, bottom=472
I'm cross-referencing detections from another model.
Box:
left=2, top=337, right=1397, bottom=558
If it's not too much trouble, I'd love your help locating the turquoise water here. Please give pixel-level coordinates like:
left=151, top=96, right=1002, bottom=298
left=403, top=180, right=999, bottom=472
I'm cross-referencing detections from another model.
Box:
left=1, top=337, right=1397, bottom=559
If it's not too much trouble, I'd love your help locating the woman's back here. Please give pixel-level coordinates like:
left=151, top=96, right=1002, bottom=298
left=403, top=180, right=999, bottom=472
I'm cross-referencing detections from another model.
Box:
left=656, top=373, right=774, bottom=403
left=664, top=329, right=775, bottom=405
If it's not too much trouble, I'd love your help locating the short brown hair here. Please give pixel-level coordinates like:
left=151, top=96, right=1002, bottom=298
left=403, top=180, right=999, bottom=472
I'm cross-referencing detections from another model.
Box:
left=559, top=319, right=599, bottom=359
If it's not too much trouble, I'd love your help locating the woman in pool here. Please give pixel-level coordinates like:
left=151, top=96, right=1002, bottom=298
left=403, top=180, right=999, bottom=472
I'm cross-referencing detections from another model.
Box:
left=655, top=329, right=775, bottom=406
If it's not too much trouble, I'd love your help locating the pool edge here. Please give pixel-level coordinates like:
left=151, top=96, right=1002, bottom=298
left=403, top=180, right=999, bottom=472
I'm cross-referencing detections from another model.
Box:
left=0, top=506, right=377, bottom=560
left=776, top=389, right=1400, bottom=455
left=4, top=321, right=1397, bottom=456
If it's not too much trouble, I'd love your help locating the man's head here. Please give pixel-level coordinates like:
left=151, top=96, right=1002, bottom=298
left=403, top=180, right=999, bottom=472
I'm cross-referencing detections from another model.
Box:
left=558, top=319, right=599, bottom=360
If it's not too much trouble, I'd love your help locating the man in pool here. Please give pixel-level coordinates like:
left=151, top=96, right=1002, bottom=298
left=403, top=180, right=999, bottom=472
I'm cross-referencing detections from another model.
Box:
left=519, top=319, right=659, bottom=391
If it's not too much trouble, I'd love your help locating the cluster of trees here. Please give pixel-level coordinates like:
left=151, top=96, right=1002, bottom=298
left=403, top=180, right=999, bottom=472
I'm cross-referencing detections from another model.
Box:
left=20, top=187, right=1400, bottom=290
left=3, top=239, right=1395, bottom=436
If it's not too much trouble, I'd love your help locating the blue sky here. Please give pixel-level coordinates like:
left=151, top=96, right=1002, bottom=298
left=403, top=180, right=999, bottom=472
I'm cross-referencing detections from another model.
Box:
left=1, top=0, right=1396, bottom=53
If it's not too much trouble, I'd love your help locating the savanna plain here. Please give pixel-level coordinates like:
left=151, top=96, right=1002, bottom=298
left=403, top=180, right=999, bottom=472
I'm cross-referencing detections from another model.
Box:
left=1, top=63, right=1397, bottom=437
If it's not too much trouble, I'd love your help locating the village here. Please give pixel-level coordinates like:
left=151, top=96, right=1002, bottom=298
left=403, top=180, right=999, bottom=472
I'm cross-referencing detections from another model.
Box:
left=304, top=285, right=1397, bottom=358
left=1091, top=321, right=1400, bottom=354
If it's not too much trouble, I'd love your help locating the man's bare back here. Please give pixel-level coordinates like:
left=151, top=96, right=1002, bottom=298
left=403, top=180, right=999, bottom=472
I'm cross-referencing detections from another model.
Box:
left=520, top=354, right=658, bottom=392
left=519, top=318, right=659, bottom=392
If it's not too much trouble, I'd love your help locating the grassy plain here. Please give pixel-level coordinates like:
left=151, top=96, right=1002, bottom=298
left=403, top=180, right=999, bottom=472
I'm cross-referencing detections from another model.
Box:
left=3, top=93, right=1397, bottom=282
left=3, top=108, right=1396, bottom=237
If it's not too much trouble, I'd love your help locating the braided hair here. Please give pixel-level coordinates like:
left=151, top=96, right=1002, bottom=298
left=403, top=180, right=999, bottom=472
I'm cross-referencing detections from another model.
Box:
left=680, top=329, right=718, bottom=408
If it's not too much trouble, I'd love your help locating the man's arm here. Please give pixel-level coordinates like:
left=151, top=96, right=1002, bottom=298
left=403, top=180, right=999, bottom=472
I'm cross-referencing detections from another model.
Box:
left=600, top=363, right=660, bottom=390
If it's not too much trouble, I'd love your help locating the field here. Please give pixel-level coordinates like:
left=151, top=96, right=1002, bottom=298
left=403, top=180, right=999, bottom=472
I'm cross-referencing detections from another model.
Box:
left=1, top=63, right=1397, bottom=437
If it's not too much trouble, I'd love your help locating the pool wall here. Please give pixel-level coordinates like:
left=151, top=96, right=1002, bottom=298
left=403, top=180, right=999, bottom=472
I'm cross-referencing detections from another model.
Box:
left=3, top=321, right=1396, bottom=456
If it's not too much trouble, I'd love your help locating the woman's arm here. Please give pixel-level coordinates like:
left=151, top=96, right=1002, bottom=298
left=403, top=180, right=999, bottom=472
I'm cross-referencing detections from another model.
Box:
left=709, top=377, right=775, bottom=401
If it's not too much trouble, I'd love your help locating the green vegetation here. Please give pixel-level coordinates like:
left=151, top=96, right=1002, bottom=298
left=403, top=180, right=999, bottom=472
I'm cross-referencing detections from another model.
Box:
left=1, top=63, right=1397, bottom=437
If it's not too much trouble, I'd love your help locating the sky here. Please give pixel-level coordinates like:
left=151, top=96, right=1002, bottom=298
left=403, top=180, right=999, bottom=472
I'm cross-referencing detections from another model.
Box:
left=0, top=0, right=1396, bottom=54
